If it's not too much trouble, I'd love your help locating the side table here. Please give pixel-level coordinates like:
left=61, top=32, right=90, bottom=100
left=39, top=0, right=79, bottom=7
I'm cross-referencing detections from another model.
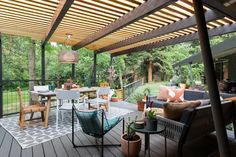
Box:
left=128, top=123, right=166, bottom=157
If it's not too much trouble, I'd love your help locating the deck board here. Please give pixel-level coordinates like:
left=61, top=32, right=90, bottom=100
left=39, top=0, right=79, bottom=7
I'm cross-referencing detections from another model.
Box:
left=0, top=102, right=226, bottom=157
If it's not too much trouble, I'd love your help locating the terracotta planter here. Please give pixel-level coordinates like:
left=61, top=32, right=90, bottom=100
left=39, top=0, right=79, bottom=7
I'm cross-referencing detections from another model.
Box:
left=111, top=97, right=120, bottom=102
left=137, top=101, right=145, bottom=111
left=121, top=134, right=141, bottom=157
left=145, top=118, right=158, bottom=131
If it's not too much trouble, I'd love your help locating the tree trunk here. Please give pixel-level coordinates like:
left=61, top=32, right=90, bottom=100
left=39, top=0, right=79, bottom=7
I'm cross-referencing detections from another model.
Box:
left=148, top=60, right=153, bottom=83
left=29, top=40, right=36, bottom=91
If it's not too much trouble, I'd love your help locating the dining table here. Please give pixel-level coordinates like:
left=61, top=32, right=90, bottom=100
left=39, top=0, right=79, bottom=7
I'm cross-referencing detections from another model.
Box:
left=30, top=87, right=99, bottom=127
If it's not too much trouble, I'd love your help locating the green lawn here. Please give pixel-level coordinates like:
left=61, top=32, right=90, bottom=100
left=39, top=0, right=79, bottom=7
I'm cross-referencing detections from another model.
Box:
left=3, top=90, right=29, bottom=114
left=127, top=82, right=168, bottom=104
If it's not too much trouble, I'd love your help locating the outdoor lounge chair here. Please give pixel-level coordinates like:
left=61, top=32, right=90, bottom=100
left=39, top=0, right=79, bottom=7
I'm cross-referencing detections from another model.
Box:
left=72, top=105, right=124, bottom=157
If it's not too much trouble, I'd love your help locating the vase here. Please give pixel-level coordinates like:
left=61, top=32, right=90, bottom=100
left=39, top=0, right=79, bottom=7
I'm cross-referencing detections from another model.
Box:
left=145, top=118, right=158, bottom=131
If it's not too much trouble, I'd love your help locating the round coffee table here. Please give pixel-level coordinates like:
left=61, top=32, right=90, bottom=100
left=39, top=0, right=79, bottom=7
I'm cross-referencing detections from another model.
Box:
left=128, top=123, right=166, bottom=157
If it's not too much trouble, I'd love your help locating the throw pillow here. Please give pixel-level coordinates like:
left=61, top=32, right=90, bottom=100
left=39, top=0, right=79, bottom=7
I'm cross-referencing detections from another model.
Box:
left=157, top=86, right=170, bottom=101
left=167, top=88, right=184, bottom=102
left=163, top=100, right=201, bottom=120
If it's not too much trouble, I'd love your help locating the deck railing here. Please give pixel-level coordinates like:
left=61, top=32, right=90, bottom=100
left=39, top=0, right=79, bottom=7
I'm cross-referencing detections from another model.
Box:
left=1, top=79, right=65, bottom=116
left=122, top=79, right=143, bottom=100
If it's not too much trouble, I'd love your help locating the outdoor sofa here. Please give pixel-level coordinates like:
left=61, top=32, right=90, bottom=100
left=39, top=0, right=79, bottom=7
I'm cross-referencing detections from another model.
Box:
left=156, top=100, right=235, bottom=157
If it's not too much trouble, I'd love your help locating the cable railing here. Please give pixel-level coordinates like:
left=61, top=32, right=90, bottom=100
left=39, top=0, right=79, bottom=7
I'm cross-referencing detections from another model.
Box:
left=1, top=79, right=65, bottom=116
left=122, top=79, right=143, bottom=100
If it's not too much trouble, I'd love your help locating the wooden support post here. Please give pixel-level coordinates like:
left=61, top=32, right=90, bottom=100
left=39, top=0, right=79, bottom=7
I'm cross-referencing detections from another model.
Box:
left=193, top=0, right=230, bottom=157
left=41, top=43, right=46, bottom=85
left=148, top=60, right=153, bottom=83
left=92, top=53, right=97, bottom=86
left=0, top=33, right=2, bottom=118
left=188, top=62, right=194, bottom=86
left=72, top=63, right=75, bottom=79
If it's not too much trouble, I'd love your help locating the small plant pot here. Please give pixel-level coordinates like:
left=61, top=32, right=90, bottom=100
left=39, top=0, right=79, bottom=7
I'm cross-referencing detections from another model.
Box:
left=120, top=134, right=141, bottom=157
left=137, top=101, right=145, bottom=111
left=111, top=97, right=120, bottom=102
left=145, top=118, right=158, bottom=131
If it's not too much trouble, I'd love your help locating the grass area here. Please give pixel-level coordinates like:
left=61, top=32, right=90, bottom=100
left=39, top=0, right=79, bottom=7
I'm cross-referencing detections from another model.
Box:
left=3, top=90, right=29, bottom=114
left=127, top=82, right=168, bottom=104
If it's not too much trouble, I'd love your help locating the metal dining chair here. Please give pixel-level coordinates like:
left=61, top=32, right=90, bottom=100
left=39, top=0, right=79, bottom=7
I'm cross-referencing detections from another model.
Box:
left=88, top=87, right=111, bottom=112
left=55, top=90, right=85, bottom=129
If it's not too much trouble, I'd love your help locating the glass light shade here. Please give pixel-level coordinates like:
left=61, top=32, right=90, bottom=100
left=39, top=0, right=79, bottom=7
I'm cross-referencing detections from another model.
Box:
left=58, top=50, right=78, bottom=64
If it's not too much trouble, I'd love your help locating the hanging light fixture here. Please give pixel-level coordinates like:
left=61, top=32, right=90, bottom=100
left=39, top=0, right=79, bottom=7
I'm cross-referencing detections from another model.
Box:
left=58, top=33, right=78, bottom=64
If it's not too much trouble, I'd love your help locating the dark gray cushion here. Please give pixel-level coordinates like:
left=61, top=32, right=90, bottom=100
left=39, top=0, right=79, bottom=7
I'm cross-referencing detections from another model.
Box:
left=146, top=100, right=168, bottom=108
left=184, top=90, right=206, bottom=100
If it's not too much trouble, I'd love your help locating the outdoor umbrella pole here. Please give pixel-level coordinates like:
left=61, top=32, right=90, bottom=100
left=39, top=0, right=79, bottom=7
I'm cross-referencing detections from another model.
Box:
left=193, top=0, right=230, bottom=156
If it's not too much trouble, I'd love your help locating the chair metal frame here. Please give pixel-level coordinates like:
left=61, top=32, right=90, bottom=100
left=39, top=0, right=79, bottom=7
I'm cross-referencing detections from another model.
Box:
left=72, top=103, right=125, bottom=157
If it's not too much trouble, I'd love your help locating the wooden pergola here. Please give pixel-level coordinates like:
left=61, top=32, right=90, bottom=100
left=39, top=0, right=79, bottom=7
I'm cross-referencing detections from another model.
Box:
left=0, top=0, right=236, bottom=156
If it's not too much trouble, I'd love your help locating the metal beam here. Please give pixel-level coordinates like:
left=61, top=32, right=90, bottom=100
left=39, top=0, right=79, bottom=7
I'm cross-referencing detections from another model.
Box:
left=72, top=64, right=75, bottom=79
left=202, top=0, right=236, bottom=21
left=97, top=10, right=223, bottom=53
left=0, top=33, right=2, bottom=118
left=41, top=43, right=45, bottom=85
left=111, top=22, right=236, bottom=57
left=72, top=0, right=176, bottom=50
left=92, top=53, right=97, bottom=86
left=193, top=0, right=230, bottom=157
left=42, top=0, right=75, bottom=45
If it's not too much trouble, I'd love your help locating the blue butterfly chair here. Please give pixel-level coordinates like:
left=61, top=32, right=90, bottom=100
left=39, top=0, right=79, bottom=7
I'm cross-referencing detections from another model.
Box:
left=72, top=104, right=124, bottom=157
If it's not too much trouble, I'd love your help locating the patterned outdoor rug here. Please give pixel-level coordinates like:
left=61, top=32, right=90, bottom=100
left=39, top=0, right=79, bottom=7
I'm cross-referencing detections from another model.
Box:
left=0, top=106, right=133, bottom=149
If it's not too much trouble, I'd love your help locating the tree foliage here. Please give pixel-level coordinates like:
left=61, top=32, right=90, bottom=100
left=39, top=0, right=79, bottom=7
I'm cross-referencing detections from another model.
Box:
left=2, top=32, right=236, bottom=89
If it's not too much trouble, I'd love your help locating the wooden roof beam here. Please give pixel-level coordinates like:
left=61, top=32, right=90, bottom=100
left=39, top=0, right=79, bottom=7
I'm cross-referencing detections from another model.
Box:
left=202, top=0, right=236, bottom=21
left=111, top=22, right=236, bottom=57
left=97, top=10, right=224, bottom=53
left=72, top=0, right=177, bottom=50
left=42, top=0, right=75, bottom=45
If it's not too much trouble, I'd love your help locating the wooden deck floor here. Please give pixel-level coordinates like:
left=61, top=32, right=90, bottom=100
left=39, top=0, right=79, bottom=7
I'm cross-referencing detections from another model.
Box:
left=0, top=102, right=228, bottom=157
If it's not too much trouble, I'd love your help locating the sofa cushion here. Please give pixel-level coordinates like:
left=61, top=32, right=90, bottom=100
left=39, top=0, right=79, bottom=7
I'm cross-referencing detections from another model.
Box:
left=184, top=90, right=206, bottom=100
left=163, top=100, right=201, bottom=120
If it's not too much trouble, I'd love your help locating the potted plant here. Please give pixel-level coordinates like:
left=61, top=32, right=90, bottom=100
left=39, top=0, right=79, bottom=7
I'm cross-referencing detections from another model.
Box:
left=143, top=87, right=151, bottom=100
left=121, top=117, right=141, bottom=157
left=145, top=108, right=158, bottom=131
left=133, top=92, right=145, bottom=111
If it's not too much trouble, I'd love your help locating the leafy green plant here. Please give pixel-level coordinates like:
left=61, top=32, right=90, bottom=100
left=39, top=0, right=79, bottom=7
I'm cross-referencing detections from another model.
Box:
left=133, top=92, right=144, bottom=102
left=125, top=116, right=138, bottom=140
left=143, top=87, right=151, bottom=96
left=146, top=110, right=156, bottom=120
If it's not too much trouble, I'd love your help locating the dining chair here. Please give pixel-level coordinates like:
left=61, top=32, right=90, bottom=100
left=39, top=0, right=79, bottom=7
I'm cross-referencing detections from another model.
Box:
left=88, top=87, right=112, bottom=112
left=72, top=105, right=124, bottom=157
left=17, top=87, right=48, bottom=129
left=55, top=90, right=85, bottom=129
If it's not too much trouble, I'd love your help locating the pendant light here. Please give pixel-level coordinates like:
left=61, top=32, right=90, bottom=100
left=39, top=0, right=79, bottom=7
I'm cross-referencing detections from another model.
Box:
left=58, top=33, right=78, bottom=64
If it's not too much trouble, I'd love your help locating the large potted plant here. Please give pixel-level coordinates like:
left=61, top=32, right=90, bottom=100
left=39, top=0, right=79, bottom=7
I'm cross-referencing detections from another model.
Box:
left=145, top=108, right=158, bottom=131
left=121, top=117, right=141, bottom=157
left=133, top=92, right=145, bottom=111
left=143, top=87, right=151, bottom=101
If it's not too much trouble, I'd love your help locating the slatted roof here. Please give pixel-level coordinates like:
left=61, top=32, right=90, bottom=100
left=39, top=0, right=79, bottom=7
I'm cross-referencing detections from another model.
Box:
left=0, top=0, right=236, bottom=56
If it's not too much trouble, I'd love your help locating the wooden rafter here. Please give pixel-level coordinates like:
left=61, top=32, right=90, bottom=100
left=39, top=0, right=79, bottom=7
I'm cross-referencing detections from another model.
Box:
left=111, top=22, right=236, bottom=57
left=97, top=10, right=224, bottom=53
left=202, top=0, right=236, bottom=21
left=72, top=0, right=177, bottom=50
left=42, top=0, right=75, bottom=45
